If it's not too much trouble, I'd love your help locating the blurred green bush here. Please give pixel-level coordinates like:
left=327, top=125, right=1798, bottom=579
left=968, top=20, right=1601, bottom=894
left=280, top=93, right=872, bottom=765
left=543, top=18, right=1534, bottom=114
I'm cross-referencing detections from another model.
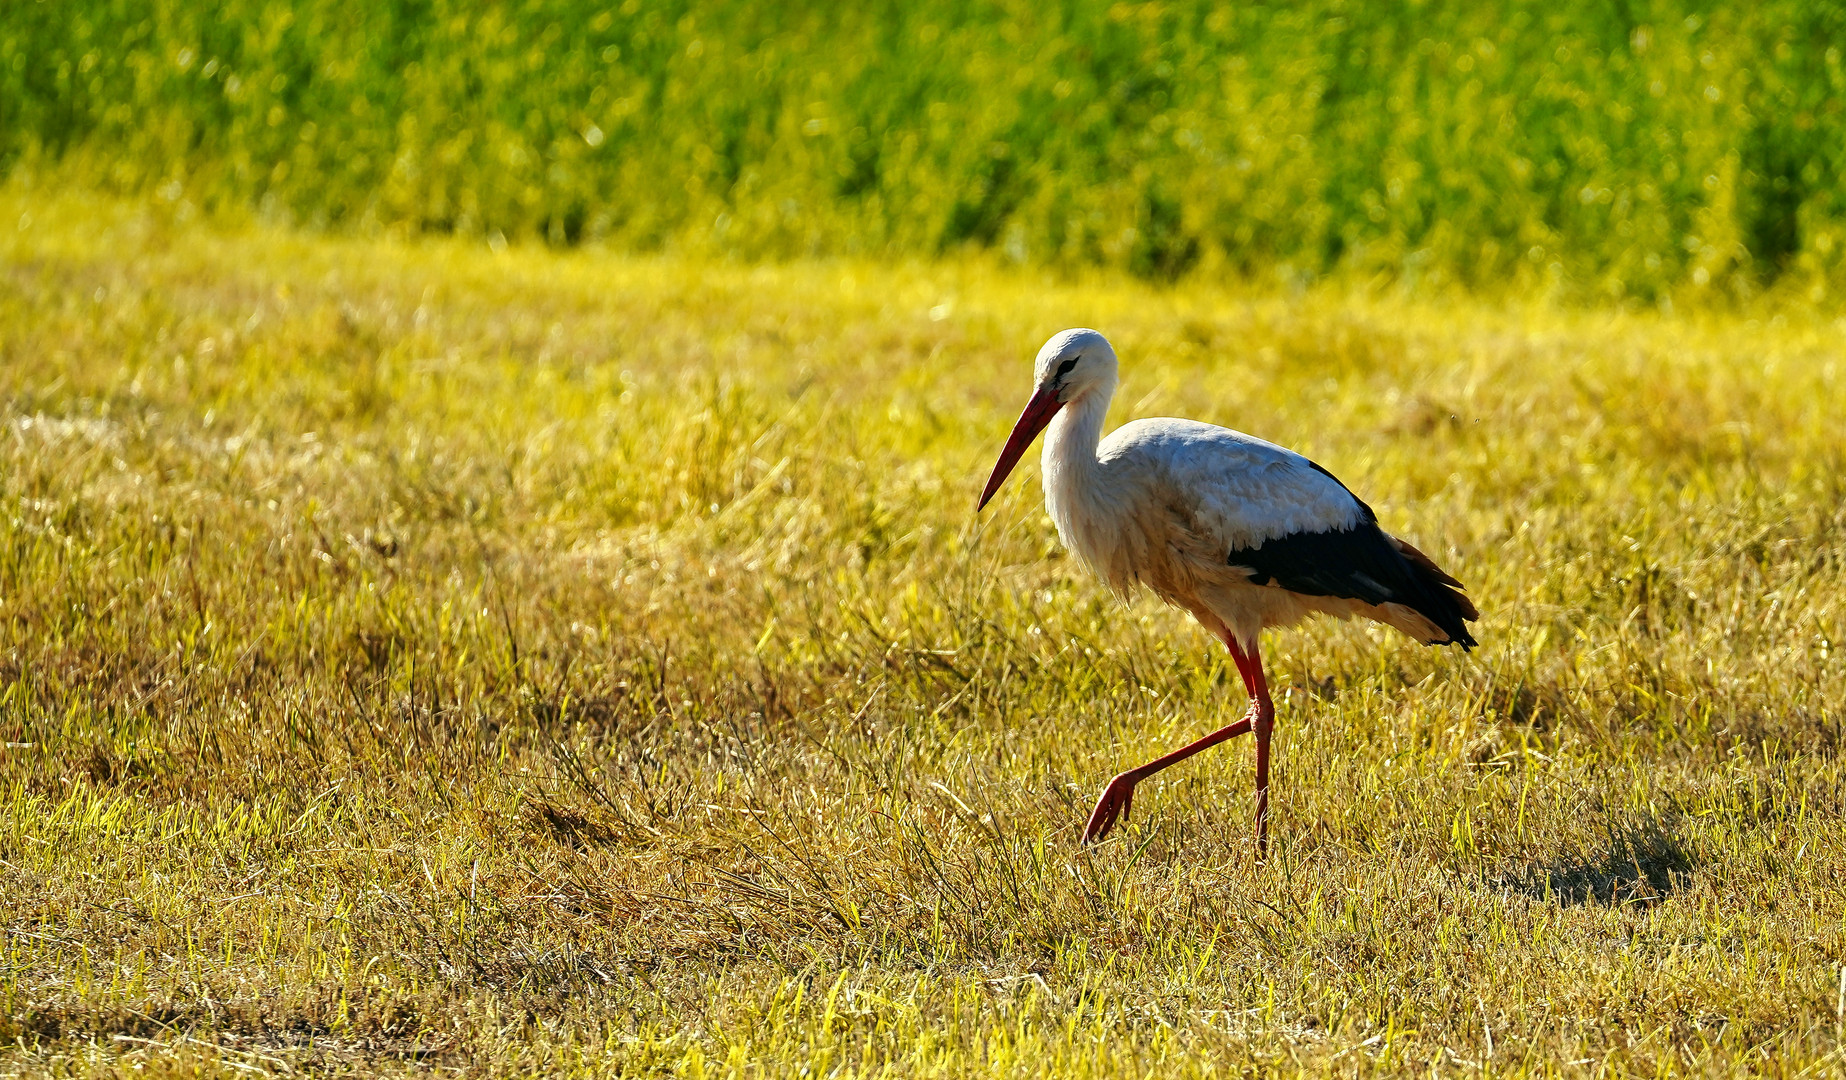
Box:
left=4, top=0, right=1843, bottom=296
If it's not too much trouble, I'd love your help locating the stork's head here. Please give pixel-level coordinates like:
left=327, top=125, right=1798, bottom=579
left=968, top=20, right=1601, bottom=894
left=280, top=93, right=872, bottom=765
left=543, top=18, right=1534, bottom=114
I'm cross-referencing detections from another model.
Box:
left=1033, top=327, right=1119, bottom=403
left=977, top=328, right=1118, bottom=511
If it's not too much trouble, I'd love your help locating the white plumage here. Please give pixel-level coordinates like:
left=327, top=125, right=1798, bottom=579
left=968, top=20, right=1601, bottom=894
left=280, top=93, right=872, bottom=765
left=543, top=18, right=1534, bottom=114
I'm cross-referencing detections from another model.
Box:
left=978, top=328, right=1478, bottom=851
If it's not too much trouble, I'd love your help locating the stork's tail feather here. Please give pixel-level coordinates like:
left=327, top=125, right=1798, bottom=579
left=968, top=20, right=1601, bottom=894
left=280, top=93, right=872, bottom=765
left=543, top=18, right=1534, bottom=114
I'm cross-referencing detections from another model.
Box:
left=1392, top=537, right=1480, bottom=649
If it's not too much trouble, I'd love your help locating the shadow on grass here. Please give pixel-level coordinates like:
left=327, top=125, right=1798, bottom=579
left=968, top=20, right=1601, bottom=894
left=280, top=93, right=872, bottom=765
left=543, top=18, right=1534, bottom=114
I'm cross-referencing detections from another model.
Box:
left=1495, top=815, right=1698, bottom=907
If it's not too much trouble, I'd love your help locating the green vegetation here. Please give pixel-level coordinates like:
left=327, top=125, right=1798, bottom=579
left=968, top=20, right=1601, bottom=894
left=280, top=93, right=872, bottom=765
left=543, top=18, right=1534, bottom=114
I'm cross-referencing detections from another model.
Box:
left=2, top=190, right=1844, bottom=1076
left=6, top=1, right=1846, bottom=295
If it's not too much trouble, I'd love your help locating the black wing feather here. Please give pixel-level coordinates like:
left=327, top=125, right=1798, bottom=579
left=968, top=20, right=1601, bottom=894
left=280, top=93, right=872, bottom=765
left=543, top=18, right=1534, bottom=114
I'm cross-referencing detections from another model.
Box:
left=1229, top=464, right=1477, bottom=648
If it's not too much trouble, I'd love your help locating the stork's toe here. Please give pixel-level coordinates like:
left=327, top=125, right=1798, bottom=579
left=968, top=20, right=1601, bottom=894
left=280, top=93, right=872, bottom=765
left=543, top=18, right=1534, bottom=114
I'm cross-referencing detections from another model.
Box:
left=1082, top=772, right=1140, bottom=844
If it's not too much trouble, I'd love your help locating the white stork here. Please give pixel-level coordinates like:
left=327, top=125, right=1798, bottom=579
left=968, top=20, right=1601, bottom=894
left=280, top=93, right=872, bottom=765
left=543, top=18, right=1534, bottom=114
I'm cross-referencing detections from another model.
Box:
left=977, top=328, right=1478, bottom=853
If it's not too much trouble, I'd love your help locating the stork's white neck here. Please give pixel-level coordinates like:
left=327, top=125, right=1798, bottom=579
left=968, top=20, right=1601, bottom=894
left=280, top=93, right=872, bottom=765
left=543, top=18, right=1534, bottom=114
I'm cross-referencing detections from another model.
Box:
left=1040, top=379, right=1127, bottom=587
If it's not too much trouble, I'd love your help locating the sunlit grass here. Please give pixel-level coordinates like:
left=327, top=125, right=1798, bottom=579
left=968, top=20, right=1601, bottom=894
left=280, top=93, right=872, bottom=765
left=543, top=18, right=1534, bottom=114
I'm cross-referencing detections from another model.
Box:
left=1, top=187, right=1844, bottom=1076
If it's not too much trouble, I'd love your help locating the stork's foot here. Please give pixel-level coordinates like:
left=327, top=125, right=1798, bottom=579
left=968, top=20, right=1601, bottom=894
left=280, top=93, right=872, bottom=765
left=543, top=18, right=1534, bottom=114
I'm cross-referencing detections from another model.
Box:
left=1082, top=771, right=1141, bottom=844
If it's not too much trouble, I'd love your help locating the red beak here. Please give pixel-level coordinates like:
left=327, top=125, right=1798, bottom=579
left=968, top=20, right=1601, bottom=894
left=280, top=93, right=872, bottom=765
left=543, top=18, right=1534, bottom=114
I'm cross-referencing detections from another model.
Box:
left=977, top=384, right=1063, bottom=511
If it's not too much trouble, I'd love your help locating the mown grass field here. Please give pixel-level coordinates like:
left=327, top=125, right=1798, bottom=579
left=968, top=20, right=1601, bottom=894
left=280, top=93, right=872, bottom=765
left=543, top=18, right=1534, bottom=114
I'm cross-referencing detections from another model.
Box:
left=3, top=184, right=1845, bottom=1076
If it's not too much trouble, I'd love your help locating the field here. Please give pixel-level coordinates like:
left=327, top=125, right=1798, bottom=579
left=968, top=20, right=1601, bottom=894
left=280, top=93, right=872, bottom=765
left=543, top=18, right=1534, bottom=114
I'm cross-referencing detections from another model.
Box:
left=1, top=183, right=1843, bottom=1076
left=7, top=1, right=1846, bottom=1074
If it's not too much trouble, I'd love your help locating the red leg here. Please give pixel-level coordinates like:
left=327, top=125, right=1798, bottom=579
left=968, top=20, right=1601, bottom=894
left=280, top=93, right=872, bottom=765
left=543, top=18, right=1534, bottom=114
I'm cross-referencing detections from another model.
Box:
left=1234, top=638, right=1275, bottom=858
left=1082, top=633, right=1276, bottom=850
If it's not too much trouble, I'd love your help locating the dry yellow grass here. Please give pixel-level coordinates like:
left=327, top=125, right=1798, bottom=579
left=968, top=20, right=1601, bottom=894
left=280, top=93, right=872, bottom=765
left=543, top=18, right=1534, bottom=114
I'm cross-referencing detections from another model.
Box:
left=2, top=187, right=1844, bottom=1076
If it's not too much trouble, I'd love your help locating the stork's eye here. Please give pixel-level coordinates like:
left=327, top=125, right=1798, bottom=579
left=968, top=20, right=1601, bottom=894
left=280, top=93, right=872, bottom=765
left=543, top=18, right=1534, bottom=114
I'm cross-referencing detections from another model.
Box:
left=1055, top=357, right=1079, bottom=379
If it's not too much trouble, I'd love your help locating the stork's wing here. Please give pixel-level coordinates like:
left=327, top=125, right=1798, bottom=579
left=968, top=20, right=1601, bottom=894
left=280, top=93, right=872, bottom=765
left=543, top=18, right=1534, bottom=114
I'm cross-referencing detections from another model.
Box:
left=1230, top=520, right=1479, bottom=647
left=1102, top=418, right=1367, bottom=549
left=1105, top=418, right=1477, bottom=647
